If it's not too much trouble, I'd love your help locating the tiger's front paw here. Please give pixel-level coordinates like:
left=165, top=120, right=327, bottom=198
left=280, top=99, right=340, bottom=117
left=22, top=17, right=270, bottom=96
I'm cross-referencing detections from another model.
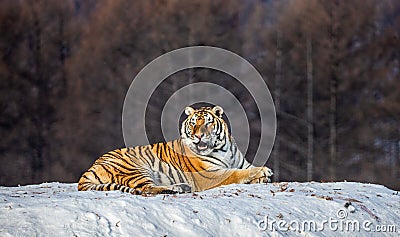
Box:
left=247, top=167, right=273, bottom=184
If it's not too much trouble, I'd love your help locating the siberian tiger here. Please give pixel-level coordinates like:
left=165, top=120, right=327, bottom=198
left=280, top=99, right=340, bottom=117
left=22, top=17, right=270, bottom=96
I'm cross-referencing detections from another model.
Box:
left=78, top=105, right=273, bottom=194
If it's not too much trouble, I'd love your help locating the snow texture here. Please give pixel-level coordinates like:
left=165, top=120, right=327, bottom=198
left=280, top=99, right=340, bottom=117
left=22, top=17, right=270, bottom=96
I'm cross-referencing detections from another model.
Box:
left=0, top=182, right=399, bottom=236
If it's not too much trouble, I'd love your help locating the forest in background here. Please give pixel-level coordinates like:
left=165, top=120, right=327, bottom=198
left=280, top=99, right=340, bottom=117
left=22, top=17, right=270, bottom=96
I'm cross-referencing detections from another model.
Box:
left=0, top=0, right=399, bottom=189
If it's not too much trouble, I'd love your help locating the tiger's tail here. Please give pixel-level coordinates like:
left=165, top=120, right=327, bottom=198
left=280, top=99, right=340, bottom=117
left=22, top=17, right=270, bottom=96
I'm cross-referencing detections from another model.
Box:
left=78, top=182, right=140, bottom=194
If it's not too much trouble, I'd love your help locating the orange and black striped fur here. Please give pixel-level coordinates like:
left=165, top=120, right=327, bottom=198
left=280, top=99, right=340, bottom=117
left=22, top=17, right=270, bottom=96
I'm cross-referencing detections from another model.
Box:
left=78, top=106, right=273, bottom=194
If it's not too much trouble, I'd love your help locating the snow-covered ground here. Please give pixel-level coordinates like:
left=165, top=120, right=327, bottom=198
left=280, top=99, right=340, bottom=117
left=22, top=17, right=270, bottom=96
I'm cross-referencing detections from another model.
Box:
left=0, top=182, right=398, bottom=237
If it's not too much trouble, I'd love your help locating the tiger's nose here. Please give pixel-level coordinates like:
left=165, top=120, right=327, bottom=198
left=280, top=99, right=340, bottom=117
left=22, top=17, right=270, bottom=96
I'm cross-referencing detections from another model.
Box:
left=195, top=134, right=203, bottom=139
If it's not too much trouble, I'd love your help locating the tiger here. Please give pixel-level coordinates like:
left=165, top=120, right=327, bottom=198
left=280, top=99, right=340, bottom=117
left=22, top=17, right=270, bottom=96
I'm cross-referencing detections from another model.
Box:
left=78, top=105, right=273, bottom=195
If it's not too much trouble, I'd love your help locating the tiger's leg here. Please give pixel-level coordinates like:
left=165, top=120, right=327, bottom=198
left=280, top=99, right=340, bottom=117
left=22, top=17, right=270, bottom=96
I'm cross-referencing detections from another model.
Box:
left=78, top=161, right=191, bottom=195
left=128, top=160, right=192, bottom=194
left=137, top=183, right=192, bottom=194
left=191, top=166, right=273, bottom=191
left=126, top=171, right=192, bottom=194
left=78, top=169, right=140, bottom=194
left=223, top=166, right=273, bottom=184
left=77, top=168, right=183, bottom=195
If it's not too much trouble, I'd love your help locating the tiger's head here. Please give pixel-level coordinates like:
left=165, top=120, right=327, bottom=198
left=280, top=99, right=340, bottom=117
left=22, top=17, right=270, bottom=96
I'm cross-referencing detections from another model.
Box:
left=181, top=106, right=228, bottom=156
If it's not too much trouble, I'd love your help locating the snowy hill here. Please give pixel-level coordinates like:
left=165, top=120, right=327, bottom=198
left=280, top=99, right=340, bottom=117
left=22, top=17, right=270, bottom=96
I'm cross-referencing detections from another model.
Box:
left=0, top=182, right=398, bottom=236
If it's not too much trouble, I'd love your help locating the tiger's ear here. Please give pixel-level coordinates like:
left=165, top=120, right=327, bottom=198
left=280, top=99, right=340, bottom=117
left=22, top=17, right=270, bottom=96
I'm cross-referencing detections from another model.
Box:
left=212, top=106, right=224, bottom=117
left=184, top=106, right=194, bottom=116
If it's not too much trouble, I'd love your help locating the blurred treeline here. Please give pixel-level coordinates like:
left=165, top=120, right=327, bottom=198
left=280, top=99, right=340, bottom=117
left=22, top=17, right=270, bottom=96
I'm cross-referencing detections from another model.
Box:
left=0, top=0, right=399, bottom=189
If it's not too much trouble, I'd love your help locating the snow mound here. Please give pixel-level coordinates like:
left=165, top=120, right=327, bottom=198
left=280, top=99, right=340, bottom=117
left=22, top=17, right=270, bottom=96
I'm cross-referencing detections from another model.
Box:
left=0, top=182, right=399, bottom=236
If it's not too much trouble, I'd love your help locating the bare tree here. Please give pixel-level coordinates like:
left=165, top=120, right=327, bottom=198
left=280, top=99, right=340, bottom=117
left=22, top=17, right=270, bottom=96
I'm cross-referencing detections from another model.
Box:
left=306, top=34, right=314, bottom=181
left=328, top=0, right=339, bottom=181
left=273, top=29, right=282, bottom=181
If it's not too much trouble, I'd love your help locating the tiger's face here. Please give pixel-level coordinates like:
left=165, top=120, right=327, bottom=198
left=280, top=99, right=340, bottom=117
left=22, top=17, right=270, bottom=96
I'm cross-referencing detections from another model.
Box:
left=181, top=106, right=228, bottom=156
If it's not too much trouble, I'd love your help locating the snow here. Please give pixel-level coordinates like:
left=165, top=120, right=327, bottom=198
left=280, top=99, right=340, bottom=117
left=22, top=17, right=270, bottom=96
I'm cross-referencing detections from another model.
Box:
left=0, top=182, right=399, bottom=236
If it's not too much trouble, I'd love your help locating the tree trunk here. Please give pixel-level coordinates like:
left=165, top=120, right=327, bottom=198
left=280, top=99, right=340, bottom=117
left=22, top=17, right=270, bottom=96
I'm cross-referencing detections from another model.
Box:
left=31, top=3, right=46, bottom=183
left=393, top=141, right=399, bottom=180
left=329, top=0, right=339, bottom=181
left=306, top=35, right=314, bottom=181
left=58, top=13, right=67, bottom=97
left=273, top=30, right=282, bottom=182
